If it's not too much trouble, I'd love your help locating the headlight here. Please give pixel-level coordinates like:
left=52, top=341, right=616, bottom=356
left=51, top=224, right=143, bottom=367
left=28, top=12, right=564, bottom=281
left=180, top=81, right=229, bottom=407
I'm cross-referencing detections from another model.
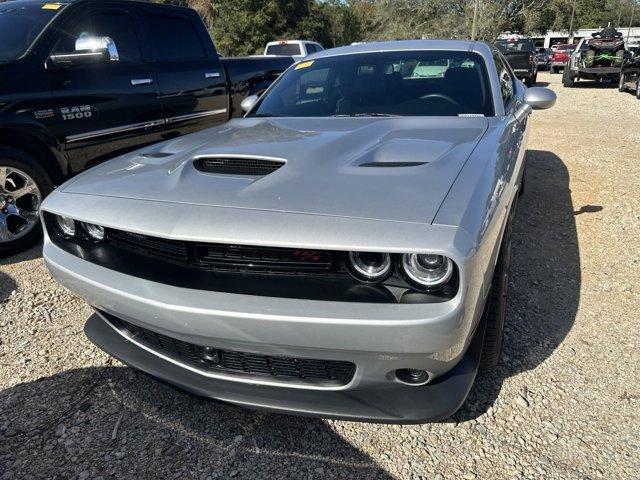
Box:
left=82, top=222, right=105, bottom=241
left=347, top=251, right=392, bottom=283
left=400, top=254, right=453, bottom=289
left=54, top=215, right=76, bottom=237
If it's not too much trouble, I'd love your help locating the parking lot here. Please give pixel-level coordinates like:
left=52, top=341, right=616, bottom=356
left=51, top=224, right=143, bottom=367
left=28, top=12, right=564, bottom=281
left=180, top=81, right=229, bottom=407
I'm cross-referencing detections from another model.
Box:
left=0, top=70, right=638, bottom=479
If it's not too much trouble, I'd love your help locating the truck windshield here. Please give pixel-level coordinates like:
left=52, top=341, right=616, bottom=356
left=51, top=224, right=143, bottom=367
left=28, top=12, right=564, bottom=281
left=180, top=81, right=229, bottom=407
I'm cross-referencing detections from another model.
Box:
left=0, top=3, right=64, bottom=62
left=494, top=40, right=535, bottom=53
left=250, top=50, right=494, bottom=117
left=266, top=44, right=301, bottom=56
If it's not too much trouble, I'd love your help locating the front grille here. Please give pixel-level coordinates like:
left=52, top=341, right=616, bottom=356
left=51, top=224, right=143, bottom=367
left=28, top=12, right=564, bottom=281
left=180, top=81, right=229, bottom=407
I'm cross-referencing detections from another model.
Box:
left=194, top=156, right=284, bottom=176
left=104, top=313, right=356, bottom=386
left=106, top=229, right=347, bottom=276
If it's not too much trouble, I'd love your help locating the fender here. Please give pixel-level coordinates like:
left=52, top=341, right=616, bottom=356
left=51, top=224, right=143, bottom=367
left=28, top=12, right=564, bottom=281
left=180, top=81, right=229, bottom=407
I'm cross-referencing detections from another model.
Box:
left=0, top=115, right=69, bottom=182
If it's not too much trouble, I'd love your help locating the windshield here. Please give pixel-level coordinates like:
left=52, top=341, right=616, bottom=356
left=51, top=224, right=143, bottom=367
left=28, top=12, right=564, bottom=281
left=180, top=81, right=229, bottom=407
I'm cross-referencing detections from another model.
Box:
left=250, top=50, right=494, bottom=118
left=0, top=3, right=64, bottom=61
left=494, top=40, right=535, bottom=53
left=266, top=44, right=301, bottom=56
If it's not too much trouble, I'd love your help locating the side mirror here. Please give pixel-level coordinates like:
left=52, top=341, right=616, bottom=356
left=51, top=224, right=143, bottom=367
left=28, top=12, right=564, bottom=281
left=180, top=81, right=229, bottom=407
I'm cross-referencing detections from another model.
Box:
left=523, top=87, right=556, bottom=110
left=48, top=34, right=119, bottom=68
left=241, top=94, right=259, bottom=113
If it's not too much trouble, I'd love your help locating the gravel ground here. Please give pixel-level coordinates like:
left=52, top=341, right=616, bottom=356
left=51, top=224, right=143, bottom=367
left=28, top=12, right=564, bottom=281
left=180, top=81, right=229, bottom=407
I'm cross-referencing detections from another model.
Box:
left=1, top=71, right=639, bottom=479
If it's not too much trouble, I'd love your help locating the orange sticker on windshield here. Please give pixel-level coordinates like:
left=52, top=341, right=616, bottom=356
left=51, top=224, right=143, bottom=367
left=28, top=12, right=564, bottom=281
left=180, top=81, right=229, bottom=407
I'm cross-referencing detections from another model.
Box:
left=42, top=3, right=62, bottom=9
left=295, top=60, right=314, bottom=70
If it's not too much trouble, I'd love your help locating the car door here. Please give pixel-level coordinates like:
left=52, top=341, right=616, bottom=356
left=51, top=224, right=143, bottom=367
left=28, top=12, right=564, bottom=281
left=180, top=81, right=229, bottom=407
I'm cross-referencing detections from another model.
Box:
left=493, top=52, right=527, bottom=188
left=47, top=3, right=164, bottom=172
left=138, top=6, right=229, bottom=138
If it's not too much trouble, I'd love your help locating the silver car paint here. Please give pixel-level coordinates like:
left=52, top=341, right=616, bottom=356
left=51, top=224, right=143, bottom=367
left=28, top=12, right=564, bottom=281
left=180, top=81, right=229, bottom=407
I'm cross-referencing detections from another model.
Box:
left=41, top=40, right=547, bottom=402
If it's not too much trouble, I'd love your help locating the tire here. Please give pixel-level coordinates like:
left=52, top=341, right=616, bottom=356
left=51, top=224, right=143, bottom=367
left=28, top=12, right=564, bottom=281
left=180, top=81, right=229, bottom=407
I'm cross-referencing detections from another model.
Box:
left=531, top=72, right=538, bottom=85
left=0, top=148, right=53, bottom=257
left=636, top=81, right=640, bottom=100
left=562, top=67, right=575, bottom=87
left=614, top=49, right=624, bottom=67
left=550, top=67, right=556, bottom=74
left=618, top=72, right=626, bottom=92
left=525, top=75, right=534, bottom=87
left=479, top=200, right=515, bottom=368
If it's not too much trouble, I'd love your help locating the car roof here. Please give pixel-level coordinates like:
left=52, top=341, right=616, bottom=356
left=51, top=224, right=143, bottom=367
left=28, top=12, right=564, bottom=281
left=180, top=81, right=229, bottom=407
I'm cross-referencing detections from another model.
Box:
left=306, top=40, right=488, bottom=58
left=305, top=39, right=486, bottom=61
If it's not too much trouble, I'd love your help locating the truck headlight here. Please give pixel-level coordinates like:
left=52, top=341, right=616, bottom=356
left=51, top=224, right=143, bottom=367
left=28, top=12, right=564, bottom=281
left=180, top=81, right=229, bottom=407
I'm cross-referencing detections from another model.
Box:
left=400, top=254, right=453, bottom=289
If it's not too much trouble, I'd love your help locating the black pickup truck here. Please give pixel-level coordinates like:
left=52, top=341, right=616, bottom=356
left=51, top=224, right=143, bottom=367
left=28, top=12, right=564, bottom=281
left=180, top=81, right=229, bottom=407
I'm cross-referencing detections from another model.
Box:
left=0, top=0, right=293, bottom=255
left=493, top=37, right=537, bottom=87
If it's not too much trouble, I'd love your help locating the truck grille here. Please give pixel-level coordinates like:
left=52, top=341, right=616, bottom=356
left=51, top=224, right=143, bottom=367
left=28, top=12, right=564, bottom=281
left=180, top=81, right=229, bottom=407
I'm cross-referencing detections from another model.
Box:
left=106, top=229, right=347, bottom=276
left=104, top=312, right=356, bottom=386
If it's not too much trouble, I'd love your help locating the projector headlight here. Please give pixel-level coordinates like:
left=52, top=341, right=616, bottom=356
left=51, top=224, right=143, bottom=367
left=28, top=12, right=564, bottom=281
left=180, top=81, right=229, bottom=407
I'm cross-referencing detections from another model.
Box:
left=81, top=222, right=105, bottom=242
left=400, top=254, right=453, bottom=289
left=54, top=215, right=76, bottom=238
left=347, top=251, right=392, bottom=283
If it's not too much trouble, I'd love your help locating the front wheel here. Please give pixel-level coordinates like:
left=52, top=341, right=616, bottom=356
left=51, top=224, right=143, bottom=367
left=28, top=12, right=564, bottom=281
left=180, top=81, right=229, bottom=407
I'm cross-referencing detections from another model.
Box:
left=636, top=80, right=640, bottom=100
left=618, top=72, right=627, bottom=92
left=479, top=201, right=515, bottom=368
left=0, top=148, right=53, bottom=257
left=550, top=67, right=556, bottom=74
left=562, top=68, right=575, bottom=87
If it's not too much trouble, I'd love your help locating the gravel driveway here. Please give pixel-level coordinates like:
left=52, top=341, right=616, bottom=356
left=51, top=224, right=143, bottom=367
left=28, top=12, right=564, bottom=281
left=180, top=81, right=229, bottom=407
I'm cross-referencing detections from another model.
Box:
left=1, top=71, right=638, bottom=479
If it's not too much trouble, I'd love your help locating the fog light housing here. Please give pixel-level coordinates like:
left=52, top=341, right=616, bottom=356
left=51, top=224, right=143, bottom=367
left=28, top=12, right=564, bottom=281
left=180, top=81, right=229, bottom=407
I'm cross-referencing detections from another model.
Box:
left=82, top=222, right=105, bottom=241
left=347, top=251, right=392, bottom=283
left=395, top=368, right=430, bottom=386
left=54, top=215, right=76, bottom=238
left=400, top=253, right=453, bottom=289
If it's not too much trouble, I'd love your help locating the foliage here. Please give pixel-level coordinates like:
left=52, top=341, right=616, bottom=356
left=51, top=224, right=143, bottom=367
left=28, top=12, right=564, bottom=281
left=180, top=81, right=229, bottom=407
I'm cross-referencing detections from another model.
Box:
left=156, top=0, right=640, bottom=55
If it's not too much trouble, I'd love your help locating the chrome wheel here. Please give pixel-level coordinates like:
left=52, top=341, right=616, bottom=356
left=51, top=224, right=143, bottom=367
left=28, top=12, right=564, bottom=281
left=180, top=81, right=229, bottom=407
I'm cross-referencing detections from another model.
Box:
left=0, top=166, right=42, bottom=243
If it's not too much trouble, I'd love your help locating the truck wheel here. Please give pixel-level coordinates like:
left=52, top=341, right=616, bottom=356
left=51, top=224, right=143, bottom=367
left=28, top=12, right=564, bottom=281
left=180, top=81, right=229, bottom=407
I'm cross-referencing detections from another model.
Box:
left=618, top=73, right=627, bottom=92
left=479, top=200, right=515, bottom=369
left=550, top=67, right=556, bottom=74
left=614, top=49, right=624, bottom=67
left=0, top=148, right=53, bottom=257
left=562, top=68, right=575, bottom=87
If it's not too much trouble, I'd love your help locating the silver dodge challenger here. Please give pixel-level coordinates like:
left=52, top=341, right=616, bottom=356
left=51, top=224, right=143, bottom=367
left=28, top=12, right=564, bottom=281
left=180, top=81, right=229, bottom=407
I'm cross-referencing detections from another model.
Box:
left=41, top=40, right=556, bottom=423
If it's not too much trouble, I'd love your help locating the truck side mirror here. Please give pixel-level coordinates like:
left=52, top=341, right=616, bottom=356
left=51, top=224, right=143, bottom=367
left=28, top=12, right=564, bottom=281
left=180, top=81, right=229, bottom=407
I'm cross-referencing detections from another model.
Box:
left=47, top=34, right=119, bottom=68
left=241, top=94, right=259, bottom=113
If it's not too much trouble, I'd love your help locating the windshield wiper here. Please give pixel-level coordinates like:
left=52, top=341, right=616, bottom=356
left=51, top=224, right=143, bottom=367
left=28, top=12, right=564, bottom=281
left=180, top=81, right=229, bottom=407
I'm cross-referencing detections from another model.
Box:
left=331, top=113, right=400, bottom=118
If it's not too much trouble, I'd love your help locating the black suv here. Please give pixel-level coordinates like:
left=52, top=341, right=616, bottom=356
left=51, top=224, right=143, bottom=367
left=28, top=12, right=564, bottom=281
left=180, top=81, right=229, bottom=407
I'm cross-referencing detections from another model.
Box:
left=0, top=0, right=293, bottom=255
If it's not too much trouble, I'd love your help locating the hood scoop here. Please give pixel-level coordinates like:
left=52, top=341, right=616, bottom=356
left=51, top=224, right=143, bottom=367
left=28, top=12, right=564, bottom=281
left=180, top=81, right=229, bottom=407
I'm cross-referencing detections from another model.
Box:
left=359, top=161, right=427, bottom=168
left=194, top=156, right=285, bottom=176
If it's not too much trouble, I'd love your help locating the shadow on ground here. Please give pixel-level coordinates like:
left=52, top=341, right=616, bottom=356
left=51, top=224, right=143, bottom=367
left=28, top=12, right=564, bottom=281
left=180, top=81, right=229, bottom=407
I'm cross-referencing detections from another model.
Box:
left=0, top=244, right=42, bottom=266
left=452, top=150, right=581, bottom=421
left=0, top=270, right=17, bottom=303
left=0, top=365, right=393, bottom=478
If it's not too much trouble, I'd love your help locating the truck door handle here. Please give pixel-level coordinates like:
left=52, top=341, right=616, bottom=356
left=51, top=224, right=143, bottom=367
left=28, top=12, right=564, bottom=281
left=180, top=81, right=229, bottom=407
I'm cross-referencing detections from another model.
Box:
left=205, top=72, right=221, bottom=78
left=131, top=78, right=153, bottom=86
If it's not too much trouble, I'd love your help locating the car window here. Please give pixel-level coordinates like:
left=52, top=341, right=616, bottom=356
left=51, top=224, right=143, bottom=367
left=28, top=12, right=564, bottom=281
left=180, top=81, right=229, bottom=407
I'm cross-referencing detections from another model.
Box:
left=52, top=10, right=141, bottom=63
left=494, top=40, right=535, bottom=53
left=140, top=13, right=205, bottom=61
left=252, top=50, right=494, bottom=117
left=0, top=3, right=65, bottom=61
left=493, top=52, right=514, bottom=107
left=305, top=43, right=316, bottom=54
left=266, top=43, right=302, bottom=56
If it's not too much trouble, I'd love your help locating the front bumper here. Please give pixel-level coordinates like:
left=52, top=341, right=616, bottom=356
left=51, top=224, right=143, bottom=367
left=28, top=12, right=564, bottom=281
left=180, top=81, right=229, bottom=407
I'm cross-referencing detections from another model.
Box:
left=86, top=312, right=483, bottom=423
left=44, top=238, right=485, bottom=422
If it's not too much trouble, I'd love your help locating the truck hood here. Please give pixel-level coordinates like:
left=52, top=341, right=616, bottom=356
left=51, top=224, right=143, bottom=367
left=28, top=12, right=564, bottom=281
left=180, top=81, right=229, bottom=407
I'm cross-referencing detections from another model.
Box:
left=62, top=117, right=488, bottom=224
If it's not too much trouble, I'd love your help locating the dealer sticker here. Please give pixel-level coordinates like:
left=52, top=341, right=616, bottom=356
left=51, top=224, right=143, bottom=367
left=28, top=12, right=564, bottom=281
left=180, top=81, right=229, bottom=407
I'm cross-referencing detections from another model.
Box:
left=295, top=60, right=314, bottom=70
left=42, top=3, right=62, bottom=10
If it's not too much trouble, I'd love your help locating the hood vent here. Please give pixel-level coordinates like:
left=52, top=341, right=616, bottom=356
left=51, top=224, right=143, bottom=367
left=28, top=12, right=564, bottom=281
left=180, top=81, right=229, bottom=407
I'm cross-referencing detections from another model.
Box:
left=194, top=156, right=285, bottom=176
left=360, top=161, right=427, bottom=168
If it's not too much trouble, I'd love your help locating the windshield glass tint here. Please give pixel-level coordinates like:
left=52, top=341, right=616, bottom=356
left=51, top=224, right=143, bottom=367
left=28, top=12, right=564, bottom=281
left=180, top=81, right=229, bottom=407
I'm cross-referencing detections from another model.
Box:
left=252, top=50, right=494, bottom=117
left=266, top=44, right=301, bottom=56
left=0, top=3, right=63, bottom=61
left=494, top=40, right=535, bottom=53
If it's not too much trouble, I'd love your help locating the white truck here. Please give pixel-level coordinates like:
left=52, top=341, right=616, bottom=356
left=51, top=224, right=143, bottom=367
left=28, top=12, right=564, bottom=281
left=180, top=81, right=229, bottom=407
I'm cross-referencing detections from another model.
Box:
left=264, top=40, right=324, bottom=60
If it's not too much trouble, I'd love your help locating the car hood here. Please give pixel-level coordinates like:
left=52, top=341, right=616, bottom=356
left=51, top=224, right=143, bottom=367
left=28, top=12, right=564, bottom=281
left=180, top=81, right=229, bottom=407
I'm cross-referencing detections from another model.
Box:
left=62, top=117, right=488, bottom=224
